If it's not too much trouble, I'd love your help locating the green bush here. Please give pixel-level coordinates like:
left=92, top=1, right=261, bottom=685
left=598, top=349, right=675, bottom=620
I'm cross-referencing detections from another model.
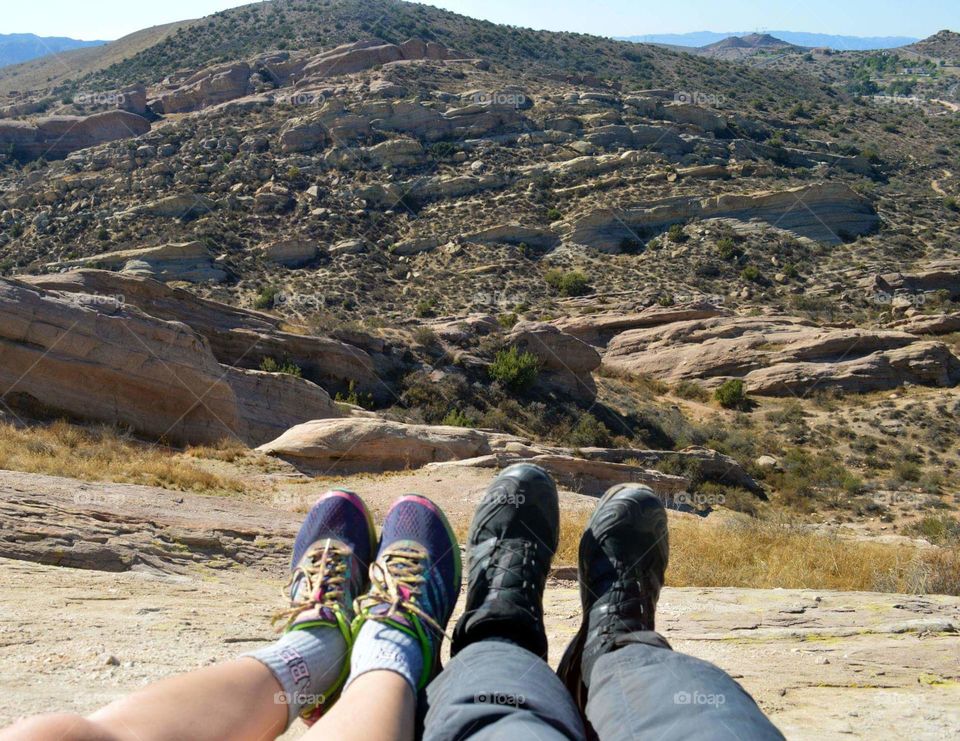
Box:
left=544, top=269, right=590, bottom=297
left=259, top=356, right=302, bottom=377
left=441, top=408, right=474, bottom=428
left=666, top=223, right=687, bottom=243
left=489, top=346, right=540, bottom=392
left=740, top=265, right=761, bottom=282
left=716, top=237, right=742, bottom=260
left=253, top=286, right=279, bottom=310
left=567, top=413, right=612, bottom=447
left=546, top=207, right=562, bottom=221
left=714, top=379, right=747, bottom=409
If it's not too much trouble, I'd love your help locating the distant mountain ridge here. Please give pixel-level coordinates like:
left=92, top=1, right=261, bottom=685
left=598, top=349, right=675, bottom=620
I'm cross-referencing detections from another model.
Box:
left=0, top=33, right=107, bottom=68
left=620, top=31, right=919, bottom=50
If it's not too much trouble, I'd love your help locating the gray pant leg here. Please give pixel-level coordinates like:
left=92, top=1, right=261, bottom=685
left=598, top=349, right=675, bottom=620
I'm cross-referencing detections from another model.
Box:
left=586, top=634, right=784, bottom=741
left=423, top=640, right=586, bottom=741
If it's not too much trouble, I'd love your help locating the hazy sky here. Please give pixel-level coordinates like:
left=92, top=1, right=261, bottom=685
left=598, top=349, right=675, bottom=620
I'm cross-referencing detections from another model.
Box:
left=2, top=0, right=956, bottom=41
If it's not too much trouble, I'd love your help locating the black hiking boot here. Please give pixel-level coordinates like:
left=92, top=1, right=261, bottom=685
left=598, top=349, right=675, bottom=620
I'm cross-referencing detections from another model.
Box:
left=450, top=463, right=559, bottom=659
left=557, top=483, right=669, bottom=714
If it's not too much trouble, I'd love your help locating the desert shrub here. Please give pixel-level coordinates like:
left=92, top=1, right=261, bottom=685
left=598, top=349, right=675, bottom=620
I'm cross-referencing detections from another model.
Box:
left=441, top=408, right=475, bottom=428
left=906, top=515, right=960, bottom=546
left=489, top=346, right=540, bottom=392
left=666, top=223, right=687, bottom=243
left=546, top=207, right=562, bottom=221
left=714, top=379, right=747, bottom=409
left=253, top=286, right=279, bottom=310
left=415, top=298, right=437, bottom=318
left=674, top=380, right=710, bottom=402
left=259, top=356, right=302, bottom=377
left=566, top=413, right=612, bottom=448
left=716, top=237, right=742, bottom=260
left=544, top=269, right=590, bottom=297
left=740, top=265, right=761, bottom=282
left=335, top=380, right=374, bottom=410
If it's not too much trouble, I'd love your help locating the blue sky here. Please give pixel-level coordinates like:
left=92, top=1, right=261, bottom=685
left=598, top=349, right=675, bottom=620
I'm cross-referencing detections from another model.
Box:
left=2, top=0, right=956, bottom=41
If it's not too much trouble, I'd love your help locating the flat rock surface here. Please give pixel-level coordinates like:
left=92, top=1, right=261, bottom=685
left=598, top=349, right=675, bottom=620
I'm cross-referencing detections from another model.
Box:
left=1, top=560, right=957, bottom=739
left=0, top=470, right=958, bottom=739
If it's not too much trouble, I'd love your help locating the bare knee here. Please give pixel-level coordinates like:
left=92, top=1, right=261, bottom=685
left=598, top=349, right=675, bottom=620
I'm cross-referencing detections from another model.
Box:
left=0, top=713, right=121, bottom=741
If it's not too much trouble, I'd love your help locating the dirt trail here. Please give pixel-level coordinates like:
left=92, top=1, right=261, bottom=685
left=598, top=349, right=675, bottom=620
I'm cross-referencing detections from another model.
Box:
left=931, top=168, right=953, bottom=196
left=0, top=470, right=958, bottom=739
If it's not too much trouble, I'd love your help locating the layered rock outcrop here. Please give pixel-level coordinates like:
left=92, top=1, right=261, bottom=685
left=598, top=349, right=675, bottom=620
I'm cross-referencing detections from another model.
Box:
left=506, top=321, right=601, bottom=402
left=21, top=270, right=383, bottom=400
left=602, top=315, right=960, bottom=395
left=0, top=111, right=150, bottom=161
left=565, top=182, right=880, bottom=252
left=0, top=279, right=337, bottom=446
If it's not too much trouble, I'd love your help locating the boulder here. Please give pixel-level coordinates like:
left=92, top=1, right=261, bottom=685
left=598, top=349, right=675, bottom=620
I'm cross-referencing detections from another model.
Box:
left=261, top=238, right=319, bottom=267
left=364, top=138, right=425, bottom=168
left=279, top=117, right=328, bottom=153
left=48, top=242, right=226, bottom=284
left=507, top=321, right=601, bottom=402
left=565, top=182, right=880, bottom=252
left=21, top=270, right=383, bottom=401
left=257, top=418, right=536, bottom=472
left=0, top=111, right=150, bottom=161
left=0, top=279, right=337, bottom=446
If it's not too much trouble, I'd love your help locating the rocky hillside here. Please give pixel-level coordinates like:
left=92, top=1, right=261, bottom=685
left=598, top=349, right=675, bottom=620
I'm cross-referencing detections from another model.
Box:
left=0, top=1, right=957, bottom=546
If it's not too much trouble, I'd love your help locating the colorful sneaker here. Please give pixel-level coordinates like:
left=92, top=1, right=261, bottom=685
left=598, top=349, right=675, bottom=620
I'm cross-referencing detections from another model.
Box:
left=353, top=495, right=462, bottom=691
left=272, top=489, right=377, bottom=723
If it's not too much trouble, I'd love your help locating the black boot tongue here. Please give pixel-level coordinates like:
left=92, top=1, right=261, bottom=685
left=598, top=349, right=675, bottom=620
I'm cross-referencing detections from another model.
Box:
left=454, top=538, right=550, bottom=658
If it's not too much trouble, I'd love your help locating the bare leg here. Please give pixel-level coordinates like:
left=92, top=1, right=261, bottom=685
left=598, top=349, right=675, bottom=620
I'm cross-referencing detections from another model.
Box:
left=303, top=670, right=415, bottom=741
left=0, top=657, right=286, bottom=741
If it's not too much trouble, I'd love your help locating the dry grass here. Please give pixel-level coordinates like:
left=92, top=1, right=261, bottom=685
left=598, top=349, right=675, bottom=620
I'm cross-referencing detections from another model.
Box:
left=0, top=421, right=244, bottom=495
left=459, top=507, right=960, bottom=596
left=668, top=518, right=960, bottom=595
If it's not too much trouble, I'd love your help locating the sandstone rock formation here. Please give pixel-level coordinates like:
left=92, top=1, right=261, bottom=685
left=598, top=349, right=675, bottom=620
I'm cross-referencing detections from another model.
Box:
left=257, top=417, right=540, bottom=472
left=888, top=313, right=960, bottom=335
left=565, top=182, right=880, bottom=252
left=0, top=279, right=338, bottom=446
left=871, top=260, right=960, bottom=300
left=21, top=270, right=383, bottom=400
left=554, top=301, right=732, bottom=346
left=48, top=242, right=226, bottom=283
left=0, top=111, right=150, bottom=160
left=151, top=62, right=252, bottom=114
left=260, top=238, right=318, bottom=267
left=602, top=315, right=960, bottom=395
